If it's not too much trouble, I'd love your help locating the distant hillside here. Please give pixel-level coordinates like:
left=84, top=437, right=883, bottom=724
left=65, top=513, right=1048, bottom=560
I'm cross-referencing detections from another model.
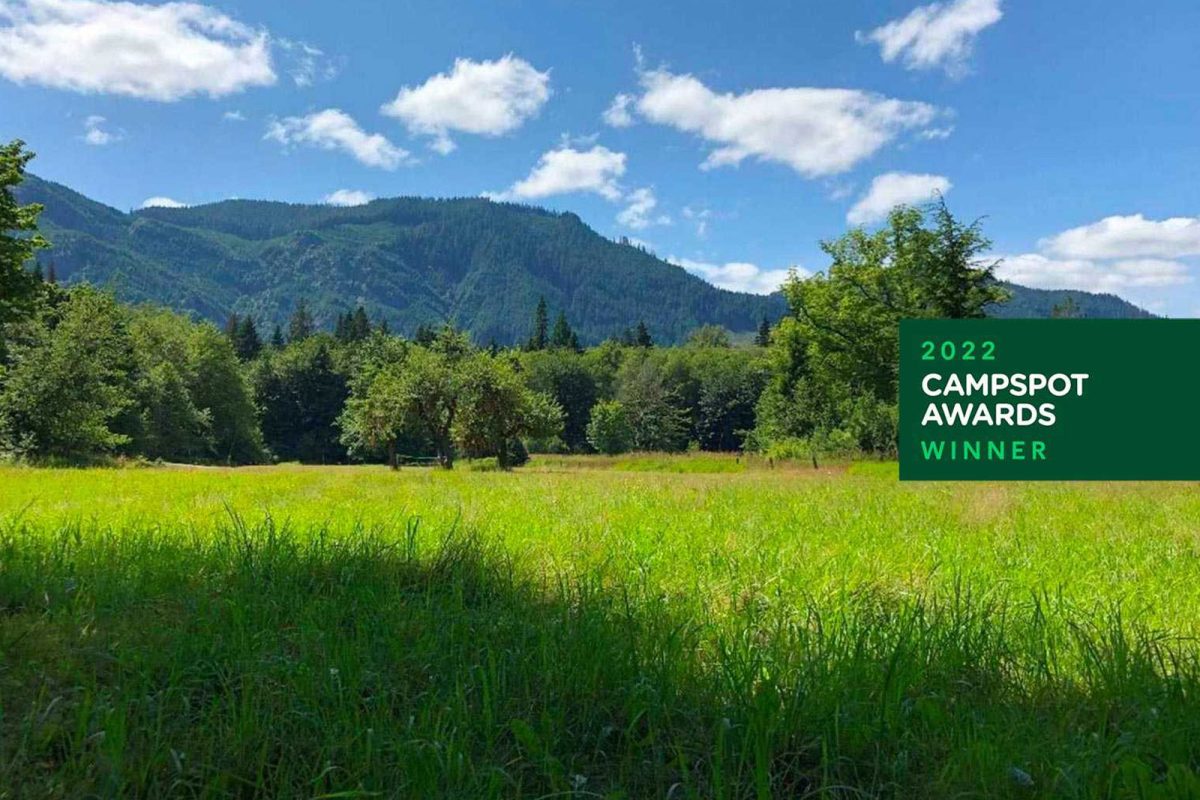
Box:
left=992, top=282, right=1154, bottom=319
left=17, top=175, right=787, bottom=345
left=17, top=176, right=1152, bottom=341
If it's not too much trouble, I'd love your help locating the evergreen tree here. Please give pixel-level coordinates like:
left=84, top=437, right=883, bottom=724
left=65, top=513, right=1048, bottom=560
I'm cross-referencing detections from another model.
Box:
left=288, top=299, right=315, bottom=343
left=44, top=261, right=57, bottom=285
left=1, top=140, right=48, bottom=360
left=270, top=324, right=286, bottom=348
left=234, top=316, right=262, bottom=361
left=377, top=318, right=390, bottom=335
left=350, top=306, right=371, bottom=341
left=754, top=317, right=772, bottom=347
left=550, top=310, right=575, bottom=350
left=414, top=323, right=436, bottom=346
left=634, top=320, right=653, bottom=348
left=1051, top=296, right=1082, bottom=318
left=526, top=296, right=549, bottom=351
left=223, top=312, right=241, bottom=341
left=334, top=311, right=350, bottom=343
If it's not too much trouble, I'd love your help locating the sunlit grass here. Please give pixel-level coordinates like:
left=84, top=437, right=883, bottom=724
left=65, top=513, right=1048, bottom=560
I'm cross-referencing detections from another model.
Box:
left=2, top=459, right=1199, bottom=797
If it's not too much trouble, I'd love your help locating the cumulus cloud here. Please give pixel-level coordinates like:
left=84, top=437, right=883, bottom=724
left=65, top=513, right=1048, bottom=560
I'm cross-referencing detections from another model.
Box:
left=487, top=145, right=626, bottom=202
left=0, top=0, right=276, bottom=100
left=323, top=189, right=374, bottom=207
left=858, top=0, right=1002, bottom=77
left=602, top=93, right=634, bottom=127
left=669, top=257, right=803, bottom=295
left=632, top=67, right=943, bottom=177
left=381, top=55, right=550, bottom=154
left=140, top=196, right=186, bottom=208
left=995, top=254, right=1191, bottom=292
left=222, top=109, right=246, bottom=122
left=846, top=172, right=951, bottom=225
left=1041, top=214, right=1200, bottom=260
left=265, top=109, right=412, bottom=170
left=616, top=187, right=670, bottom=229
left=81, top=114, right=121, bottom=145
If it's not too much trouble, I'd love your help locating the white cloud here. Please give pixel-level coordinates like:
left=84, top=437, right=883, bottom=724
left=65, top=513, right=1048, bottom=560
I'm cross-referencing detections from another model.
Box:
left=617, top=187, right=670, bottom=229
left=278, top=38, right=337, bottom=87
left=0, top=0, right=276, bottom=100
left=995, top=253, right=1192, bottom=292
left=266, top=109, right=412, bottom=170
left=81, top=114, right=121, bottom=145
left=682, top=205, right=713, bottom=238
left=1041, top=214, right=1200, bottom=260
left=602, top=93, right=634, bottom=127
left=381, top=55, right=550, bottom=154
left=669, top=257, right=803, bottom=295
left=918, top=126, right=955, bottom=140
left=487, top=145, right=626, bottom=202
left=222, top=109, right=246, bottom=122
left=858, top=0, right=1002, bottom=77
left=633, top=67, right=943, bottom=177
left=140, top=196, right=186, bottom=208
left=846, top=172, right=951, bottom=225
left=323, top=189, right=374, bottom=207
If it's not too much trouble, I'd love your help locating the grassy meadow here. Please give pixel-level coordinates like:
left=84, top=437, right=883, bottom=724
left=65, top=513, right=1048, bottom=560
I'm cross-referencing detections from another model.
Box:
left=2, top=458, right=1200, bottom=798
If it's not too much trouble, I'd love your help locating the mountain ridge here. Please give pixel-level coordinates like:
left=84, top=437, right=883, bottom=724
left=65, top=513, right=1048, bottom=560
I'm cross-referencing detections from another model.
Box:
left=16, top=175, right=1153, bottom=342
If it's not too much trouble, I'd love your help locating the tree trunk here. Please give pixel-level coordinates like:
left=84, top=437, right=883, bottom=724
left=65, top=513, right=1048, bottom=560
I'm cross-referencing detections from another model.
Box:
left=388, top=440, right=398, bottom=470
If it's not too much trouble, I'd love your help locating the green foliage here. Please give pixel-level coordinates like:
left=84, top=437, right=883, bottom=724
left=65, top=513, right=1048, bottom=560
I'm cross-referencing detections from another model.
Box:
left=585, top=399, right=632, bottom=455
left=183, top=324, right=265, bottom=464
left=685, top=324, right=732, bottom=348
left=252, top=336, right=348, bottom=463
left=288, top=298, right=315, bottom=343
left=754, top=316, right=771, bottom=347
left=0, top=140, right=48, bottom=359
left=617, top=357, right=689, bottom=452
left=0, top=288, right=135, bottom=459
left=454, top=353, right=563, bottom=469
left=525, top=296, right=549, bottom=351
left=752, top=201, right=1005, bottom=456
left=520, top=349, right=598, bottom=451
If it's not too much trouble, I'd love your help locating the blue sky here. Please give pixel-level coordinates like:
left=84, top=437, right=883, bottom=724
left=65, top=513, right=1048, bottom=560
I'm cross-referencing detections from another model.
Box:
left=2, top=0, right=1199, bottom=314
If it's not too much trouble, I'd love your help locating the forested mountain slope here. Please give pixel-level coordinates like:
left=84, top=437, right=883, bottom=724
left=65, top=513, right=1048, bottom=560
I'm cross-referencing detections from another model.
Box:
left=18, top=175, right=787, bottom=344
left=17, top=176, right=1151, bottom=341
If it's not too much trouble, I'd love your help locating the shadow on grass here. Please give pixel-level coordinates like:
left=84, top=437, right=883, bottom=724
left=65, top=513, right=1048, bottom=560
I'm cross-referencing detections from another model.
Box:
left=2, top=514, right=1199, bottom=798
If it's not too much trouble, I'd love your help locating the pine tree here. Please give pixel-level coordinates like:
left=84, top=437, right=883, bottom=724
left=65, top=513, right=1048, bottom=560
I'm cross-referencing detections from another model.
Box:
left=350, top=306, right=371, bottom=341
left=414, top=323, right=436, bottom=346
left=634, top=320, right=653, bottom=348
left=334, top=311, right=350, bottom=343
left=377, top=318, right=390, bottom=335
left=526, top=296, right=549, bottom=351
left=550, top=310, right=574, bottom=350
left=223, top=312, right=241, bottom=341
left=754, top=317, right=772, bottom=347
left=270, top=324, right=286, bottom=348
left=288, top=299, right=315, bottom=343
left=44, top=261, right=57, bottom=285
left=234, top=316, right=262, bottom=360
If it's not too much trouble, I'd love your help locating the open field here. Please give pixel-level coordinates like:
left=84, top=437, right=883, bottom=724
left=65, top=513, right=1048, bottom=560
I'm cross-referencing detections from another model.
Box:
left=3, top=459, right=1200, bottom=798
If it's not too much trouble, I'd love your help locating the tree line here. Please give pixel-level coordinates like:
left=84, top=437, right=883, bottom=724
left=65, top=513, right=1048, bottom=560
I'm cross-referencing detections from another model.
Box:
left=0, top=140, right=1007, bottom=468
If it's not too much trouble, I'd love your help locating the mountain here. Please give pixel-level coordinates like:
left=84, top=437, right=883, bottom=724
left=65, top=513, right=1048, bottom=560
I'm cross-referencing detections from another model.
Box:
left=991, top=282, right=1154, bottom=319
left=17, top=175, right=787, bottom=345
left=17, top=176, right=1152, bottom=342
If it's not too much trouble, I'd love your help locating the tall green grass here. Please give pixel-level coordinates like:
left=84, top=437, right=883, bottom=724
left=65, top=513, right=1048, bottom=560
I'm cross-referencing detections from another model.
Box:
left=2, top=462, right=1199, bottom=797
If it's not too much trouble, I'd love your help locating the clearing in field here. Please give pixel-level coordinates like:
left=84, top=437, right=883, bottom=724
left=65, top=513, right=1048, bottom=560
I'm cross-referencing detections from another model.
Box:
left=2, top=458, right=1200, bottom=798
